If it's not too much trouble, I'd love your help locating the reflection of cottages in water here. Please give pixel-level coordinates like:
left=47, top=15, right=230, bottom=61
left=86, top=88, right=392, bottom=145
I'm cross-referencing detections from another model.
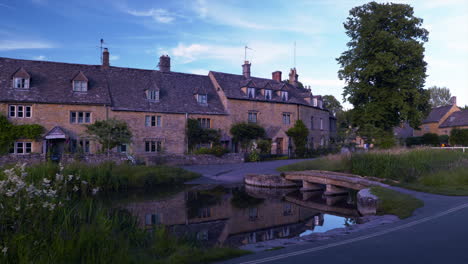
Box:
left=119, top=187, right=321, bottom=247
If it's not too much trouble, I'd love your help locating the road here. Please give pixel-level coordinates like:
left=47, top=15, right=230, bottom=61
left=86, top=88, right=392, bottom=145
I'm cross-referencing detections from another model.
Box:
left=182, top=159, right=468, bottom=264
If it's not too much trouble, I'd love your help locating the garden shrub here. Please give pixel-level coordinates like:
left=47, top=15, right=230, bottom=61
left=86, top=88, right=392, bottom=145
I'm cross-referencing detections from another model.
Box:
left=450, top=128, right=468, bottom=146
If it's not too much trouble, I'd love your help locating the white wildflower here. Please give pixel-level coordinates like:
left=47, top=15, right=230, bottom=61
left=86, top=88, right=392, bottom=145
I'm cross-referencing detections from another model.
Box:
left=72, top=185, right=79, bottom=192
left=2, top=246, right=7, bottom=255
left=68, top=175, right=74, bottom=181
left=15, top=205, right=21, bottom=211
left=81, top=180, right=88, bottom=185
left=55, top=173, right=63, bottom=182
left=48, top=203, right=56, bottom=211
left=92, top=187, right=100, bottom=195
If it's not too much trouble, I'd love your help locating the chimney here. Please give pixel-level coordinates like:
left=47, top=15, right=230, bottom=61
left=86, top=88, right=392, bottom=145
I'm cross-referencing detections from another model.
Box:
left=289, top=68, right=298, bottom=85
left=242, top=61, right=251, bottom=78
left=102, top=48, right=110, bottom=69
left=159, top=55, right=171, bottom=72
left=450, top=96, right=457, bottom=106
left=272, top=71, right=282, bottom=82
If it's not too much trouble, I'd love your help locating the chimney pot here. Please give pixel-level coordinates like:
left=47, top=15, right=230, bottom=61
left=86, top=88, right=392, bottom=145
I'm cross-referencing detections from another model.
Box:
left=450, top=96, right=457, bottom=106
left=102, top=48, right=109, bottom=69
left=242, top=61, right=251, bottom=78
left=159, top=55, right=171, bottom=72
left=288, top=68, right=299, bottom=86
left=272, top=71, right=282, bottom=82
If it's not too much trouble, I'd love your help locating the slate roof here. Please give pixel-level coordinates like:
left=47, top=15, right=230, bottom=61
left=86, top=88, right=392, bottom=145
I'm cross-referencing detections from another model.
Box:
left=0, top=57, right=111, bottom=105
left=439, top=110, right=468, bottom=128
left=422, top=105, right=454, bottom=123
left=0, top=57, right=226, bottom=115
left=210, top=71, right=326, bottom=110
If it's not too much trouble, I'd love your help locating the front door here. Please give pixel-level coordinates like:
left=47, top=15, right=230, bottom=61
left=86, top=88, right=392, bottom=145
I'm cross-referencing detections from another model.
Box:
left=48, top=139, right=65, bottom=161
left=276, top=138, right=283, bottom=155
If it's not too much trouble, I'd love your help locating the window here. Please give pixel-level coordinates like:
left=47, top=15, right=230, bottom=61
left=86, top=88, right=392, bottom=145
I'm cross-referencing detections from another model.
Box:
left=145, top=115, right=162, bottom=127
left=310, top=116, right=314, bottom=130
left=145, top=140, right=162, bottom=152
left=145, top=214, right=160, bottom=225
left=70, top=112, right=91, bottom=124
left=283, top=203, right=293, bottom=216
left=197, top=118, right=211, bottom=129
left=197, top=94, right=207, bottom=105
left=281, top=91, right=288, bottom=101
left=248, top=207, right=258, bottom=221
left=13, top=77, right=29, bottom=89
left=196, top=230, right=209, bottom=241
left=8, top=105, right=31, bottom=118
left=118, top=144, right=127, bottom=153
left=147, top=90, right=159, bottom=101
left=313, top=98, right=318, bottom=107
left=73, top=80, right=88, bottom=92
left=248, top=112, right=257, bottom=123
left=248, top=87, right=256, bottom=99
left=197, top=207, right=211, bottom=218
left=282, top=113, right=291, bottom=125
left=265, top=89, right=272, bottom=100
left=320, top=118, right=323, bottom=130
left=79, top=139, right=90, bottom=153
left=13, top=142, right=32, bottom=154
left=318, top=100, right=323, bottom=108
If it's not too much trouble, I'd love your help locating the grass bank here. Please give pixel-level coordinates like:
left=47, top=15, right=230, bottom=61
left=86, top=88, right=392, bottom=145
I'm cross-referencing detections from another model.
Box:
left=370, top=186, right=424, bottom=219
left=1, top=161, right=200, bottom=192
left=277, top=148, right=468, bottom=196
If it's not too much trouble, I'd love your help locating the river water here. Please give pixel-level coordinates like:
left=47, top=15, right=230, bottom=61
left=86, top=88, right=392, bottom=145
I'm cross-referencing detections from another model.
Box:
left=113, top=184, right=358, bottom=248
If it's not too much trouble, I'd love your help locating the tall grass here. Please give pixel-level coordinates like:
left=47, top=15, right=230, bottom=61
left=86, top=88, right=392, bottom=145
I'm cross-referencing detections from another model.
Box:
left=1, top=162, right=200, bottom=192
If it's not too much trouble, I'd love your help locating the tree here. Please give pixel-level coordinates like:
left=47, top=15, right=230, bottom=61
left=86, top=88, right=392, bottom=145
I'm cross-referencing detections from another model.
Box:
left=187, top=118, right=220, bottom=152
left=428, top=86, right=451, bottom=107
left=85, top=118, right=132, bottom=154
left=322, top=95, right=343, bottom=116
left=450, top=129, right=468, bottom=146
left=337, top=2, right=430, bottom=141
left=230, top=123, right=265, bottom=151
left=286, top=120, right=309, bottom=157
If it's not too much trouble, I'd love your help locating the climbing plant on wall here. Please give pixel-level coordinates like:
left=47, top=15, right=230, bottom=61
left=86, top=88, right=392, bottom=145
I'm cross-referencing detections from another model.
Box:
left=0, top=114, right=44, bottom=154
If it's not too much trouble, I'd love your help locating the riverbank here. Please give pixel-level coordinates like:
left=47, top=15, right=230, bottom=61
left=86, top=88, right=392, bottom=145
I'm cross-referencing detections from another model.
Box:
left=0, top=163, right=248, bottom=264
left=277, top=148, right=468, bottom=196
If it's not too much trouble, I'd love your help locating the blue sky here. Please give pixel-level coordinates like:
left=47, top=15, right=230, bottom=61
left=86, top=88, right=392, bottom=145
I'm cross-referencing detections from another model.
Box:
left=1, top=0, right=467, bottom=108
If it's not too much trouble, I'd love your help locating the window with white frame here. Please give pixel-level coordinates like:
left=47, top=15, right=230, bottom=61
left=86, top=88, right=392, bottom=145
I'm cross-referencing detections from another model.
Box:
left=70, top=111, right=91, bottom=124
left=79, top=139, right=90, bottom=153
left=145, top=115, right=162, bottom=127
left=320, top=118, right=323, bottom=130
left=281, top=91, right=288, bottom=101
left=313, top=98, right=318, bottom=107
left=265, top=89, right=272, bottom=100
left=73, top=80, right=88, bottom=92
left=11, top=142, right=32, bottom=154
left=248, top=87, right=256, bottom=99
left=282, top=113, right=291, bottom=125
left=197, top=118, right=211, bottom=128
left=13, top=77, right=29, bottom=89
left=197, top=94, right=208, bottom=105
left=145, top=140, right=162, bottom=152
left=117, top=144, right=128, bottom=153
left=9, top=105, right=32, bottom=118
left=145, top=213, right=160, bottom=225
left=147, top=90, right=159, bottom=101
left=248, top=112, right=257, bottom=123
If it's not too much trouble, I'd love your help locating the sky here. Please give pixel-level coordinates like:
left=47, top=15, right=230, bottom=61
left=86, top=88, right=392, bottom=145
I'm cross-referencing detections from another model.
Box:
left=0, top=0, right=467, bottom=108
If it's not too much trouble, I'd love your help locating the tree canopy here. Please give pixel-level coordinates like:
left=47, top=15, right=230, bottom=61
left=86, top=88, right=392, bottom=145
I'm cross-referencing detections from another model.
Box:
left=230, top=123, right=265, bottom=150
left=85, top=118, right=132, bottom=153
left=337, top=2, right=430, bottom=139
left=187, top=118, right=221, bottom=151
left=286, top=120, right=309, bottom=157
left=322, top=95, right=343, bottom=116
left=428, top=86, right=452, bottom=108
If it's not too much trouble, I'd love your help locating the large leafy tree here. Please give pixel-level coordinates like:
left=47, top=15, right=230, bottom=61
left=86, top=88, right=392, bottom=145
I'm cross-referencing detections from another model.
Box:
left=428, top=86, right=452, bottom=107
left=85, top=118, right=132, bottom=153
left=230, top=123, right=265, bottom=151
left=187, top=118, right=220, bottom=151
left=322, top=95, right=343, bottom=116
left=337, top=2, right=430, bottom=140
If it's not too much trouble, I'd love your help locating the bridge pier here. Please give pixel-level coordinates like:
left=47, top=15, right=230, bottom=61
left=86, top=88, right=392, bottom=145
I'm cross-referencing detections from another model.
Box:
left=324, top=184, right=348, bottom=196
left=302, top=190, right=322, bottom=201
left=300, top=181, right=324, bottom=192
left=325, top=195, right=346, bottom=206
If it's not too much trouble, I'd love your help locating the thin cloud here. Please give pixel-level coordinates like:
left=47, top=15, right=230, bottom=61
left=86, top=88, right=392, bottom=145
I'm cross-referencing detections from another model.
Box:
left=109, top=55, right=120, bottom=61
left=127, top=8, right=175, bottom=23
left=0, top=40, right=54, bottom=51
left=33, top=55, right=47, bottom=60
left=188, top=68, right=209, bottom=75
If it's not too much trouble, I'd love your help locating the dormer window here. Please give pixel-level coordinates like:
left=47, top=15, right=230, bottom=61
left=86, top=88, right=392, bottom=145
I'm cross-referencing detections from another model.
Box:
left=313, top=98, right=318, bottom=107
left=265, top=89, right=272, bottom=100
left=73, top=81, right=88, bottom=92
left=281, top=91, right=288, bottom=102
left=248, top=87, right=256, bottom=99
left=197, top=94, right=208, bottom=105
left=147, top=90, right=160, bottom=101
left=12, top=68, right=30, bottom=89
left=14, top=77, right=30, bottom=89
left=72, top=71, right=88, bottom=92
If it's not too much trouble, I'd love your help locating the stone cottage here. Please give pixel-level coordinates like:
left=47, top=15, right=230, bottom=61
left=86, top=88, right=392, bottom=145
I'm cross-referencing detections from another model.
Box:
left=0, top=49, right=334, bottom=158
